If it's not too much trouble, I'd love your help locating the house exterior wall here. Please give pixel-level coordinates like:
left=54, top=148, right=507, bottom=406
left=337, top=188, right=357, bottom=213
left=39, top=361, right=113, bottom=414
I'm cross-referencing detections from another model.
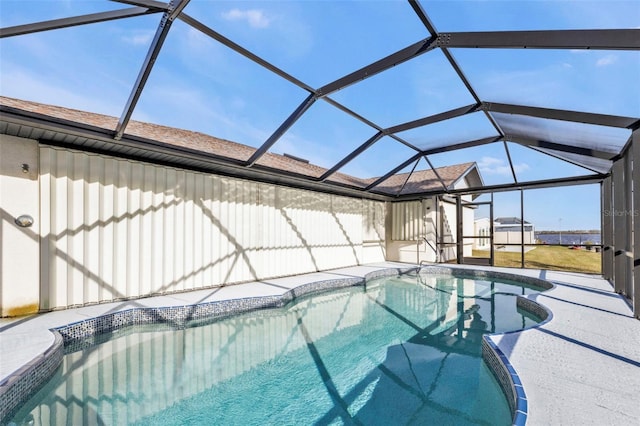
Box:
left=461, top=195, right=474, bottom=257
left=385, top=195, right=475, bottom=264
left=387, top=200, right=429, bottom=263
left=0, top=135, right=40, bottom=316
left=0, top=138, right=387, bottom=314
left=494, top=230, right=535, bottom=245
left=439, top=199, right=457, bottom=262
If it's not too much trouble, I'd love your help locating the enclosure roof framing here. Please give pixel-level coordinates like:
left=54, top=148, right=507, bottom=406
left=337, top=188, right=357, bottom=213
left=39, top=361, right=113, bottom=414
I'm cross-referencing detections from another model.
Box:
left=1, top=0, right=638, bottom=200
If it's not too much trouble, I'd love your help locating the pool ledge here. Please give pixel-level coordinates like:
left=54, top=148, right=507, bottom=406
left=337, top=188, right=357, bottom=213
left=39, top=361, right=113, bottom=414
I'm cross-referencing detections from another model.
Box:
left=418, top=265, right=554, bottom=426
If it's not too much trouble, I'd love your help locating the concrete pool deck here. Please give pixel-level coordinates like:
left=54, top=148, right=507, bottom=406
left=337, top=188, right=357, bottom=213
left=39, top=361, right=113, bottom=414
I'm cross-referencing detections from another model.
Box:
left=1, top=262, right=639, bottom=425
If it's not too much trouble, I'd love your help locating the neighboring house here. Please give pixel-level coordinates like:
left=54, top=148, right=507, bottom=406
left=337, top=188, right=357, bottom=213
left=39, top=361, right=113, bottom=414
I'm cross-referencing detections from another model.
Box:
left=473, top=217, right=536, bottom=248
left=494, top=217, right=535, bottom=244
left=473, top=217, right=491, bottom=250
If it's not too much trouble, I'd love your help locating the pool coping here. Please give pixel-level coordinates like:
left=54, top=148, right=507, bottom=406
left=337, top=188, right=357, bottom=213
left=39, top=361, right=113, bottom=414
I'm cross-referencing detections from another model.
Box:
left=0, top=262, right=613, bottom=426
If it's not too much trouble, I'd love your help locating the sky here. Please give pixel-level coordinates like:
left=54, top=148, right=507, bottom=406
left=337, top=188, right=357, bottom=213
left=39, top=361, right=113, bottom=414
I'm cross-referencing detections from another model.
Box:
left=1, top=0, right=639, bottom=231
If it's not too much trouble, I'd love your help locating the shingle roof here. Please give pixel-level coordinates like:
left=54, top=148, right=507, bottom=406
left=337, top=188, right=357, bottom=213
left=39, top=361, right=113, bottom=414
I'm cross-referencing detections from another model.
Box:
left=0, top=95, right=478, bottom=196
left=495, top=217, right=532, bottom=225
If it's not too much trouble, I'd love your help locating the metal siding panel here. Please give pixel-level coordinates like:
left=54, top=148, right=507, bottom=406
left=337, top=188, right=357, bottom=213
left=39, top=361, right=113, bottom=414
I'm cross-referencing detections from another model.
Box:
left=139, top=163, right=154, bottom=296
left=53, top=149, right=69, bottom=308
left=69, top=152, right=86, bottom=306
left=183, top=171, right=195, bottom=290
left=194, top=172, right=205, bottom=288
left=85, top=154, right=101, bottom=303
left=127, top=162, right=142, bottom=298
left=265, top=183, right=276, bottom=277
left=175, top=170, right=186, bottom=291
left=39, top=147, right=53, bottom=310
left=235, top=180, right=247, bottom=280
left=100, top=157, right=115, bottom=301
left=164, top=168, right=176, bottom=292
left=114, top=160, right=129, bottom=298
left=152, top=165, right=165, bottom=292
left=219, top=177, right=231, bottom=284
left=35, top=147, right=387, bottom=308
left=211, top=176, right=222, bottom=285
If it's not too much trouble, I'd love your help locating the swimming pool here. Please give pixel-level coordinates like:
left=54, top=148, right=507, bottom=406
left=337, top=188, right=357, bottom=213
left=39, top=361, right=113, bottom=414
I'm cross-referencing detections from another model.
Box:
left=7, top=270, right=546, bottom=425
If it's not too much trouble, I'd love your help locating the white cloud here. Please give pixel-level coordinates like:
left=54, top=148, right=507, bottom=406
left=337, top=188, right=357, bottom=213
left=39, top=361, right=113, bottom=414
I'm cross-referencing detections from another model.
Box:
left=477, top=156, right=529, bottom=176
left=122, top=31, right=154, bottom=46
left=596, top=54, right=618, bottom=67
left=222, top=9, right=271, bottom=29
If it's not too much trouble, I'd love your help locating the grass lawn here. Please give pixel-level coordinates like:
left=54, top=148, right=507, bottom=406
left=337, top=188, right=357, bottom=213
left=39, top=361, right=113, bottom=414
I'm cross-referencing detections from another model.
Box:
left=472, top=245, right=602, bottom=274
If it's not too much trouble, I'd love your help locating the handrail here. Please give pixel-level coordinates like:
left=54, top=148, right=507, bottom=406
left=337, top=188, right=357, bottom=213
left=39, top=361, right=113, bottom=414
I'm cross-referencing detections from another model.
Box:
left=419, top=236, right=439, bottom=264
left=423, top=236, right=437, bottom=254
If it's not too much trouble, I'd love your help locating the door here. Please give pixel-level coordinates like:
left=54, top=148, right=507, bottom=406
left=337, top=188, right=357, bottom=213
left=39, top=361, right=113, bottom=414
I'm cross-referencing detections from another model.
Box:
left=458, top=194, right=493, bottom=266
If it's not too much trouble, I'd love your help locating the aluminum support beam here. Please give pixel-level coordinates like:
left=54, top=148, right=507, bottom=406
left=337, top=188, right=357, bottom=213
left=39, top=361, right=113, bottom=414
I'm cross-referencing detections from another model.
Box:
left=456, top=196, right=463, bottom=263
left=319, top=132, right=384, bottom=181
left=602, top=177, right=614, bottom=281
left=612, top=157, right=628, bottom=293
left=413, top=173, right=607, bottom=199
left=317, top=36, right=438, bottom=97
left=322, top=97, right=384, bottom=133
left=395, top=157, right=421, bottom=197
left=503, top=141, right=518, bottom=183
left=520, top=189, right=525, bottom=268
left=179, top=13, right=314, bottom=93
left=115, top=0, right=191, bottom=140
left=633, top=128, right=640, bottom=317
left=624, top=152, right=634, bottom=298
left=436, top=29, right=640, bottom=50
left=508, top=136, right=616, bottom=160
left=421, top=136, right=502, bottom=156
left=246, top=94, right=317, bottom=167
left=484, top=102, right=638, bottom=129
left=111, top=0, right=169, bottom=8
left=423, top=155, right=448, bottom=191
left=0, top=7, right=160, bottom=38
left=408, top=0, right=438, bottom=36
left=528, top=146, right=608, bottom=175
left=366, top=153, right=423, bottom=191
left=385, top=104, right=479, bottom=134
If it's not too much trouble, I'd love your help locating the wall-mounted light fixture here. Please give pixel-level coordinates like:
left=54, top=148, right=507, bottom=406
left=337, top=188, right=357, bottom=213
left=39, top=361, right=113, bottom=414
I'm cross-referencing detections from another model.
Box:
left=21, top=163, right=29, bottom=173
left=15, top=214, right=34, bottom=228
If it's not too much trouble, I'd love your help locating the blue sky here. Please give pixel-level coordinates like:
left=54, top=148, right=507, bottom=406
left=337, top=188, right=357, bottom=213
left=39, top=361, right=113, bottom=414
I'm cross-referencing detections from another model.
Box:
left=1, top=0, right=639, bottom=230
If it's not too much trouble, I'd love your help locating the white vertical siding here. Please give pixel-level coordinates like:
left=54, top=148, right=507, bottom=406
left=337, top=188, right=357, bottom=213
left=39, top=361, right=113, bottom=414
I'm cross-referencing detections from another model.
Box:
left=391, top=201, right=424, bottom=241
left=38, top=146, right=385, bottom=310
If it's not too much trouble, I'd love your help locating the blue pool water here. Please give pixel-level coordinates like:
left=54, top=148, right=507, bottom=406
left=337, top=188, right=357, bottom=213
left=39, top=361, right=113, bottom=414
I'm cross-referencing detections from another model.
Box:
left=9, top=272, right=543, bottom=425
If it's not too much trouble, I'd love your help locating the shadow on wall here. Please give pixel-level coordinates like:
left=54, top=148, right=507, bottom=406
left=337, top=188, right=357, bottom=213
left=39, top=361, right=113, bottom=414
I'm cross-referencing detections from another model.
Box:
left=27, top=146, right=384, bottom=311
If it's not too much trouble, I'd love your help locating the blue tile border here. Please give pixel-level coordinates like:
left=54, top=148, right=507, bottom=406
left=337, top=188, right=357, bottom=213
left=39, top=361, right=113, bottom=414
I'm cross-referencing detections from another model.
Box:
left=0, top=330, right=63, bottom=423
left=0, top=264, right=554, bottom=425
left=419, top=265, right=557, bottom=426
left=482, top=337, right=529, bottom=426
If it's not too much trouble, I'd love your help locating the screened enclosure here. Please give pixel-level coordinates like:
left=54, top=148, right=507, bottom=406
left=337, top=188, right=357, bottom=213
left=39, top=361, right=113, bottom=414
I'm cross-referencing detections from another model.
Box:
left=1, top=0, right=639, bottom=315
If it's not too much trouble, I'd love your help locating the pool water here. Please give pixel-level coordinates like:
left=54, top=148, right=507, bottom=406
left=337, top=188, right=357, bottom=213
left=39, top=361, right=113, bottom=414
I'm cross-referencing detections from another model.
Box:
left=9, top=272, right=542, bottom=425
